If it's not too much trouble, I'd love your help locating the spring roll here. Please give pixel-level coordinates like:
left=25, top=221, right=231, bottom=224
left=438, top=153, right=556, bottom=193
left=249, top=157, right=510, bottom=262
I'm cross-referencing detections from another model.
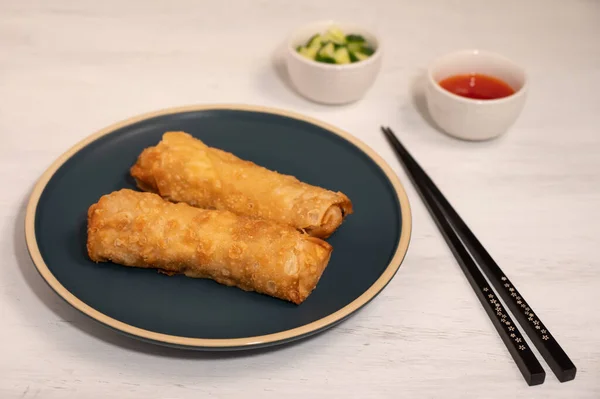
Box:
left=130, top=132, right=353, bottom=239
left=86, top=189, right=332, bottom=304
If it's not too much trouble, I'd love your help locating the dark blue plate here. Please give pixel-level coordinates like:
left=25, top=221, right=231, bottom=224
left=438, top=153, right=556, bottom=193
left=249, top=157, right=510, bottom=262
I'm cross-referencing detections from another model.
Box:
left=25, top=105, right=411, bottom=350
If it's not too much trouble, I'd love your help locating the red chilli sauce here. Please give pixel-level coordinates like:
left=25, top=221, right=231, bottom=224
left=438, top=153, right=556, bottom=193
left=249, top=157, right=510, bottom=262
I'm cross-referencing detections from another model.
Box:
left=439, top=74, right=515, bottom=100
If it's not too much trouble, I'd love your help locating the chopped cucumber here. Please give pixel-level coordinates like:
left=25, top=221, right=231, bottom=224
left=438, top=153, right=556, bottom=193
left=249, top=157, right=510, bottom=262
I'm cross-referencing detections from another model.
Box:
left=346, top=34, right=366, bottom=43
left=333, top=47, right=351, bottom=64
left=351, top=51, right=370, bottom=62
left=295, top=26, right=375, bottom=65
left=297, top=46, right=309, bottom=59
left=347, top=42, right=363, bottom=53
left=323, top=26, right=346, bottom=45
left=361, top=46, right=375, bottom=56
left=298, top=46, right=319, bottom=60
left=306, top=34, right=323, bottom=49
left=348, top=42, right=376, bottom=56
left=318, top=42, right=336, bottom=59
left=315, top=55, right=336, bottom=64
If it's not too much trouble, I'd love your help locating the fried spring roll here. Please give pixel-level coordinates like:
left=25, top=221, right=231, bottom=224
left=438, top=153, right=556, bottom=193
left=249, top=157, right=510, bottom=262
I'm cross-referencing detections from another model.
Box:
left=86, top=189, right=332, bottom=304
left=130, top=132, right=353, bottom=239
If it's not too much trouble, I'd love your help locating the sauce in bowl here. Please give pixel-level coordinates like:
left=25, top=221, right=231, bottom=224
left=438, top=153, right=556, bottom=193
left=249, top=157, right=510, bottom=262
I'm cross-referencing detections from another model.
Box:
left=439, top=73, right=515, bottom=100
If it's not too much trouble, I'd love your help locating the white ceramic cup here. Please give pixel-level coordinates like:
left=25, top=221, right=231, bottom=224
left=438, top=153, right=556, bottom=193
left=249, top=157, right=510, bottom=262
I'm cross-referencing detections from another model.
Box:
left=285, top=20, right=383, bottom=105
left=425, top=50, right=528, bottom=141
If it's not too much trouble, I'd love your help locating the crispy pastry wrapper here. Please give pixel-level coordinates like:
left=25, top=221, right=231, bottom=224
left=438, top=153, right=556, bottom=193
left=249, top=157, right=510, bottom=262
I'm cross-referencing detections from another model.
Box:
left=86, top=189, right=332, bottom=304
left=130, top=132, right=353, bottom=238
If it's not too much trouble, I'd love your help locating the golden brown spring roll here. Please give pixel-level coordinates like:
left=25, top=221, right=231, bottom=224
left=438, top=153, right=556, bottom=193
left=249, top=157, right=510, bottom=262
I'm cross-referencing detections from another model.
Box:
left=130, top=132, right=353, bottom=239
left=86, top=189, right=332, bottom=304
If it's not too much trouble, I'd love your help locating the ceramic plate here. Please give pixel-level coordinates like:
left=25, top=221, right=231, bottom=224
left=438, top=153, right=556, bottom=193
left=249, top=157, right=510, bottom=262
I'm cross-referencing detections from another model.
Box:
left=25, top=104, right=412, bottom=350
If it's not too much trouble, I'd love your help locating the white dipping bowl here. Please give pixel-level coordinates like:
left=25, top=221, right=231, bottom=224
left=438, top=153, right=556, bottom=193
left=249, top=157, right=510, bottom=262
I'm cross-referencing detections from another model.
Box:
left=425, top=49, right=528, bottom=141
left=285, top=20, right=383, bottom=105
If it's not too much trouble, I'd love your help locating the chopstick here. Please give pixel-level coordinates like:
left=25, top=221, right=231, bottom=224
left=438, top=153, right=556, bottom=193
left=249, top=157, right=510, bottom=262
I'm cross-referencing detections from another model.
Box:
left=381, top=126, right=576, bottom=385
left=379, top=127, right=544, bottom=386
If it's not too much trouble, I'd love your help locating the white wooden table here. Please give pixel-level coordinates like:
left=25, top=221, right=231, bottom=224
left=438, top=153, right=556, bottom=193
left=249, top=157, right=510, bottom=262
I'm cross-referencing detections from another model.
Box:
left=2, top=0, right=599, bottom=397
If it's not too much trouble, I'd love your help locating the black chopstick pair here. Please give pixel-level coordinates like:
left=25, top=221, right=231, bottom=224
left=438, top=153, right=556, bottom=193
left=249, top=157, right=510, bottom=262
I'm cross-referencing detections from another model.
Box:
left=381, top=126, right=576, bottom=386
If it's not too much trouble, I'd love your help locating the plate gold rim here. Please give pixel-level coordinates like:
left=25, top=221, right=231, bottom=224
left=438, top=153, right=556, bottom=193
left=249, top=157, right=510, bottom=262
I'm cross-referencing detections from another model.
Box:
left=24, top=103, right=412, bottom=349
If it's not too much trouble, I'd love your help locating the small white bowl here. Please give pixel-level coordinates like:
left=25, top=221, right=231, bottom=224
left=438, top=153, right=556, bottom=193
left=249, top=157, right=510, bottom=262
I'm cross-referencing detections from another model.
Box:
left=425, top=49, right=528, bottom=141
left=285, top=20, right=383, bottom=105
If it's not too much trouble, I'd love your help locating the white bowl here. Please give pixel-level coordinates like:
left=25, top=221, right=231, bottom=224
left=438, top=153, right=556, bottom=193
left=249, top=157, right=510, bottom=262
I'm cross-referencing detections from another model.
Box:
left=425, top=49, right=528, bottom=141
left=285, top=20, right=383, bottom=105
